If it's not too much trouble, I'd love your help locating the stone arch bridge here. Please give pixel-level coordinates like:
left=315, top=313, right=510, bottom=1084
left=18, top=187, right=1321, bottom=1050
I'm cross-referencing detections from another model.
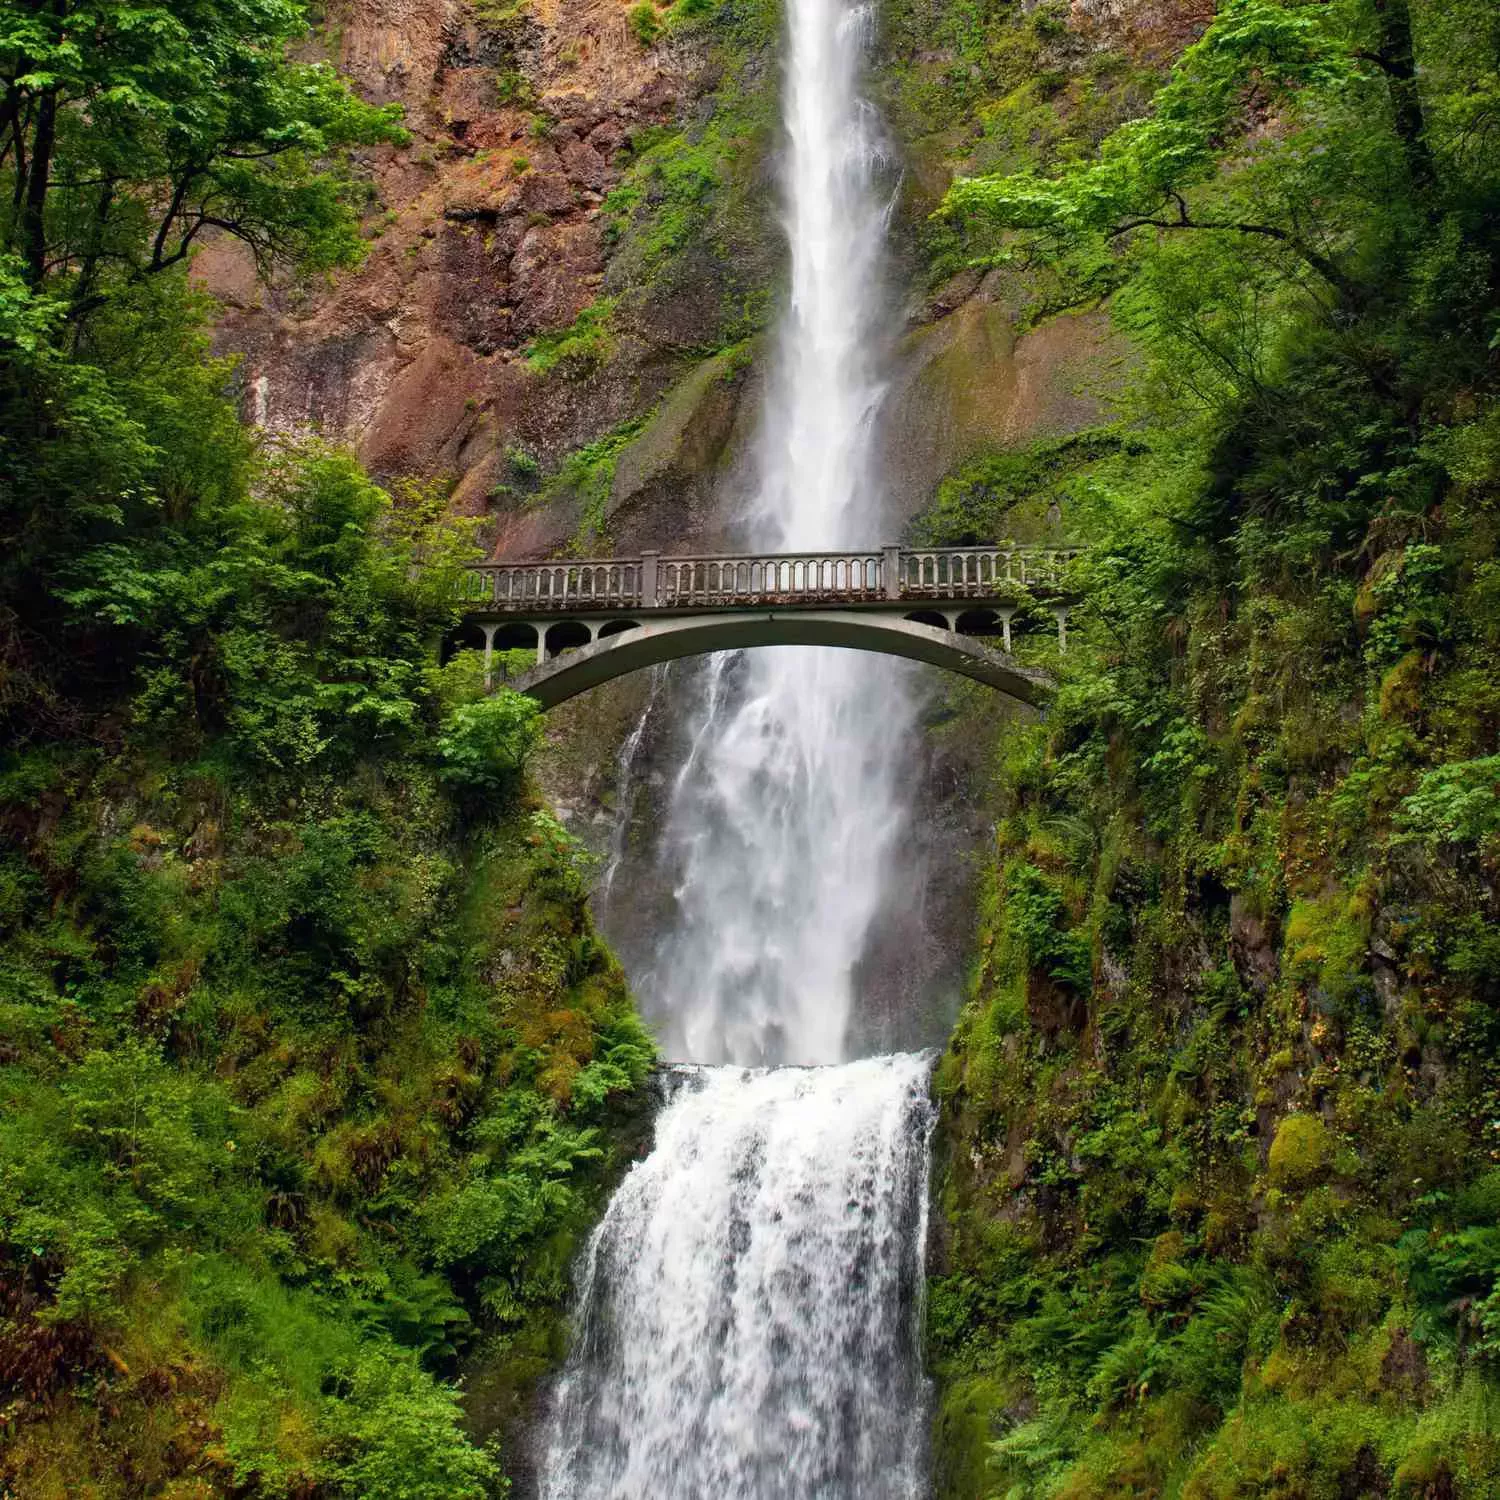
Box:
left=456, top=544, right=1080, bottom=710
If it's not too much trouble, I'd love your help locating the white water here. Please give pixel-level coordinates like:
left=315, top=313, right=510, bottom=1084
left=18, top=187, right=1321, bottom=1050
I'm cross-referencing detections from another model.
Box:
left=540, top=1057, right=935, bottom=1499
left=538, top=0, right=934, bottom=1491
left=641, top=0, right=913, bottom=1068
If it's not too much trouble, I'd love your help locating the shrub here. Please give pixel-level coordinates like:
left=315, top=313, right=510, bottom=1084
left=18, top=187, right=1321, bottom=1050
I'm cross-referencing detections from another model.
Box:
left=628, top=1, right=660, bottom=46
left=437, top=691, right=542, bottom=798
left=329, top=1351, right=500, bottom=1500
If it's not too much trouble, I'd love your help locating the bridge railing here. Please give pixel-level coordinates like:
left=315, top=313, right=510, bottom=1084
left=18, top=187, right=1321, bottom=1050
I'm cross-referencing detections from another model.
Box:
left=658, top=551, right=887, bottom=606
left=460, top=559, right=643, bottom=608
left=460, top=544, right=1082, bottom=613
left=899, top=546, right=1083, bottom=595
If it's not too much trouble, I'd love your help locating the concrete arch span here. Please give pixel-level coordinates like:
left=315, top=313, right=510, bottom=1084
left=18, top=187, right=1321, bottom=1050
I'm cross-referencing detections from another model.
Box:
left=492, top=609, right=1054, bottom=710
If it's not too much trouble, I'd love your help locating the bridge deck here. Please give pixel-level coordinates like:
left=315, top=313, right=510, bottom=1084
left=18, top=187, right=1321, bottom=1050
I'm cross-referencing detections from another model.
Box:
left=458, top=543, right=1081, bottom=617
left=453, top=544, right=1079, bottom=708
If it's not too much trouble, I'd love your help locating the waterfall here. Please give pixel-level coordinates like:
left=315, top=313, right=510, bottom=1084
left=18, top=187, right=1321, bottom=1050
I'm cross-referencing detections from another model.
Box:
left=538, top=0, right=934, bottom=1490
left=642, top=0, right=913, bottom=1068
left=540, top=1057, right=935, bottom=1499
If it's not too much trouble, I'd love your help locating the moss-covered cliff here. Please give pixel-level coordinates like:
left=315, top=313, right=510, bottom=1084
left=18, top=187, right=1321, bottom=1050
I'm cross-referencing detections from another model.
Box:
left=0, top=294, right=651, bottom=1492
left=908, top=0, right=1500, bottom=1494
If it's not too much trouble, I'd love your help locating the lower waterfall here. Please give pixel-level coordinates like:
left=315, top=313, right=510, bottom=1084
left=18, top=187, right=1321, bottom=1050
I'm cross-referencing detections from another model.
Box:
left=540, top=1055, right=935, bottom=1499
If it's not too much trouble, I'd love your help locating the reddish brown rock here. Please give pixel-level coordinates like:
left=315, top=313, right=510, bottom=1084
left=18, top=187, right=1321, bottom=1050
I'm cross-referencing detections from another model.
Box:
left=509, top=221, right=604, bottom=335
left=357, top=337, right=486, bottom=477
left=198, top=0, right=707, bottom=519
left=517, top=169, right=576, bottom=218
left=560, top=136, right=610, bottom=192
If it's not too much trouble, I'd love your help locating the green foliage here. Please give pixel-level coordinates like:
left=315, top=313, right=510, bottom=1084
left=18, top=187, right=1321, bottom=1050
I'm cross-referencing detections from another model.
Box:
left=524, top=296, right=618, bottom=377
left=437, top=691, right=542, bottom=799
left=627, top=0, right=661, bottom=46
left=0, top=0, right=403, bottom=294
left=943, top=0, right=1352, bottom=266
left=1397, top=756, right=1500, bottom=850
left=327, top=1351, right=500, bottom=1500
left=667, top=0, right=721, bottom=23
left=0, top=29, right=653, bottom=1486
left=1004, top=862, right=1091, bottom=995
left=926, top=2, right=1500, bottom=1495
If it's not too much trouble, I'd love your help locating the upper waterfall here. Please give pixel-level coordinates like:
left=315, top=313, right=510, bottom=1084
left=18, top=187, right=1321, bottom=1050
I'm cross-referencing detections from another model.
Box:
left=640, top=0, right=916, bottom=1067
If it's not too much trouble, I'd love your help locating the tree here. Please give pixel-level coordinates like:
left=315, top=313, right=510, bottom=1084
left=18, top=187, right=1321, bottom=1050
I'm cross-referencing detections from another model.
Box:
left=0, top=0, right=403, bottom=302
left=938, top=0, right=1475, bottom=307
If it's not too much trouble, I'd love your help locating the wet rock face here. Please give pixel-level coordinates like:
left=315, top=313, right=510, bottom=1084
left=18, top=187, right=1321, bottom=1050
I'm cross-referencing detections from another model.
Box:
left=199, top=0, right=726, bottom=512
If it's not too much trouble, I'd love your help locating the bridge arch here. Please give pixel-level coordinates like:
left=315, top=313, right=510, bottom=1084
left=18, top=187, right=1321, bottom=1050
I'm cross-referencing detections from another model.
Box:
left=490, top=609, right=1053, bottom=710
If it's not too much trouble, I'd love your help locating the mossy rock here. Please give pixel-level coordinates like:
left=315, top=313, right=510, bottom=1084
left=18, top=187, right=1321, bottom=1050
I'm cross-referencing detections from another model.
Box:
left=878, top=299, right=1116, bottom=528
left=608, top=346, right=750, bottom=513
left=1269, top=1113, right=1334, bottom=1188
left=599, top=343, right=754, bottom=547
left=929, top=1371, right=1015, bottom=1500
left=1393, top=1443, right=1454, bottom=1497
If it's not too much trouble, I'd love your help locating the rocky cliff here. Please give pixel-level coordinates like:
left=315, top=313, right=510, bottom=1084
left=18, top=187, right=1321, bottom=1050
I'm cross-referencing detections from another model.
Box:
left=200, top=0, right=1123, bottom=560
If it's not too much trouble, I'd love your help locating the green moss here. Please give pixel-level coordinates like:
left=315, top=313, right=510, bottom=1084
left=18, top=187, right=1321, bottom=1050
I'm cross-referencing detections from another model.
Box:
left=528, top=414, right=653, bottom=551
left=524, top=296, right=618, bottom=377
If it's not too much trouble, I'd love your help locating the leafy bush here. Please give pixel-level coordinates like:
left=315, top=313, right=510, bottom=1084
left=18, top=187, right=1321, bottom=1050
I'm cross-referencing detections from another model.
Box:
left=628, top=0, right=661, bottom=46
left=437, top=691, right=542, bottom=798
left=1397, top=756, right=1500, bottom=849
left=328, top=1351, right=500, bottom=1500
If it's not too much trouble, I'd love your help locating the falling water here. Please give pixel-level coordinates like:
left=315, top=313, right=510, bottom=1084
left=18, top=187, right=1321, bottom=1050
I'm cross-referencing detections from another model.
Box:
left=540, top=1057, right=935, bottom=1499
left=539, top=0, right=934, bottom=1490
left=643, top=0, right=912, bottom=1068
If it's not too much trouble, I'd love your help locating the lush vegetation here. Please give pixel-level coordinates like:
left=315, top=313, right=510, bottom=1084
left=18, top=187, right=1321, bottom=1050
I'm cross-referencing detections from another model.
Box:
left=7, top=0, right=1500, bottom=1494
left=0, top=2, right=651, bottom=1494
left=596, top=0, right=779, bottom=345
left=922, top=0, right=1500, bottom=1495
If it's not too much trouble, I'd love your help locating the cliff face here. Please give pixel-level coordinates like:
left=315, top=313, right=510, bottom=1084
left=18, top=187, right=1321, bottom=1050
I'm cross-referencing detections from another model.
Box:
left=200, top=0, right=1127, bottom=564
left=198, top=0, right=778, bottom=555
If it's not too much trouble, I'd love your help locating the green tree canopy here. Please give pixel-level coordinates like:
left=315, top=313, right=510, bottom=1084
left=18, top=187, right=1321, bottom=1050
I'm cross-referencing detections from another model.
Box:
left=940, top=0, right=1499, bottom=309
left=0, top=0, right=403, bottom=299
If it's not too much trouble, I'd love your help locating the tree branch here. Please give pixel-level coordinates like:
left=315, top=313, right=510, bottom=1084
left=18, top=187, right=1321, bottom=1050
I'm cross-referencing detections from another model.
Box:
left=149, top=167, right=201, bottom=271
left=1109, top=201, right=1357, bottom=301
